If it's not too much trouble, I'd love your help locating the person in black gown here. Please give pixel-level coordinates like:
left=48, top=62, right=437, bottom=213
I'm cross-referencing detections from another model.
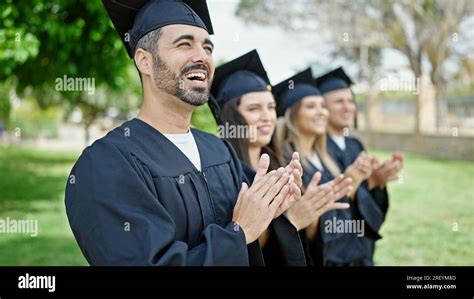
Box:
left=315, top=67, right=404, bottom=265
left=274, top=67, right=391, bottom=266
left=65, top=0, right=302, bottom=266
left=211, top=52, right=353, bottom=266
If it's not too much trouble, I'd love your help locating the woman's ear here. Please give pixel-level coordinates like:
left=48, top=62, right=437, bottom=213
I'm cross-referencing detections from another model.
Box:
left=134, top=48, right=153, bottom=78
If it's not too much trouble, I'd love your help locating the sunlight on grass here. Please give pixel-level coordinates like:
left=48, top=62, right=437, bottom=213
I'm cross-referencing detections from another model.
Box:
left=371, top=150, right=474, bottom=265
left=0, top=146, right=472, bottom=265
left=0, top=146, right=87, bottom=265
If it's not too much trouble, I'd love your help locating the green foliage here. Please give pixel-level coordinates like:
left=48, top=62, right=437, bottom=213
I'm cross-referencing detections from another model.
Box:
left=0, top=80, right=13, bottom=125
left=0, top=0, right=41, bottom=78
left=10, top=98, right=63, bottom=139
left=191, top=104, right=218, bottom=135
left=0, top=0, right=139, bottom=129
left=0, top=29, right=40, bottom=78
left=0, top=0, right=131, bottom=88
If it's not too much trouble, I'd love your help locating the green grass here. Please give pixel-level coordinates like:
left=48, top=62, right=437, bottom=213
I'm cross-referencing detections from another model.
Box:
left=370, top=150, right=474, bottom=266
left=0, top=146, right=472, bottom=265
left=0, top=146, right=87, bottom=265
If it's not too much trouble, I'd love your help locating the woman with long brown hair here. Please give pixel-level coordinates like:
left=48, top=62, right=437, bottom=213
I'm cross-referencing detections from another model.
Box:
left=210, top=51, right=352, bottom=266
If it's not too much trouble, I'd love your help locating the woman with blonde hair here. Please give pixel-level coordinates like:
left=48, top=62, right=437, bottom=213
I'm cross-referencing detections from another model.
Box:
left=210, top=51, right=353, bottom=266
left=274, top=68, right=376, bottom=266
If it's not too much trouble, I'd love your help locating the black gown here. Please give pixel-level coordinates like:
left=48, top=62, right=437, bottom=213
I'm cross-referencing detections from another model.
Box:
left=66, top=118, right=255, bottom=266
left=326, top=136, right=389, bottom=265
left=240, top=163, right=306, bottom=266
left=283, top=143, right=383, bottom=266
left=327, top=136, right=389, bottom=214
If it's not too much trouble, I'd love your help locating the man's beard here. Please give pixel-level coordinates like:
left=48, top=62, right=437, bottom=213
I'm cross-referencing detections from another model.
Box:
left=152, top=53, right=211, bottom=107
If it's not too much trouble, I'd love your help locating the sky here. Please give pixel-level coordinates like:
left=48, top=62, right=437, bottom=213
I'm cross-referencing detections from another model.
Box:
left=207, top=0, right=411, bottom=85
left=206, top=0, right=474, bottom=90
left=208, top=0, right=334, bottom=83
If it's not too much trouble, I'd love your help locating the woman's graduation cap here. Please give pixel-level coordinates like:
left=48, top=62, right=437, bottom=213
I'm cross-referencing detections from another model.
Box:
left=273, top=68, right=321, bottom=117
left=208, top=50, right=272, bottom=125
left=102, top=0, right=214, bottom=58
left=210, top=49, right=272, bottom=107
left=315, top=67, right=353, bottom=94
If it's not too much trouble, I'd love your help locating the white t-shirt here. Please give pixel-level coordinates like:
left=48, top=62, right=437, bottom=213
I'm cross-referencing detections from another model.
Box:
left=330, top=134, right=346, bottom=151
left=163, top=129, right=201, bottom=171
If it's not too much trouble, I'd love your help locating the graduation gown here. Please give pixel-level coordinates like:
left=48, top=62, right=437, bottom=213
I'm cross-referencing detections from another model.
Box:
left=326, top=136, right=389, bottom=265
left=281, top=145, right=367, bottom=266
left=66, top=118, right=256, bottom=266
left=240, top=163, right=306, bottom=266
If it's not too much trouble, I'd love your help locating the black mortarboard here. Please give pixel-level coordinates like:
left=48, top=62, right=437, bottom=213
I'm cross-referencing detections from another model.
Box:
left=210, top=50, right=272, bottom=107
left=102, top=0, right=214, bottom=58
left=273, top=68, right=321, bottom=117
left=315, top=67, right=354, bottom=94
left=316, top=67, right=359, bottom=128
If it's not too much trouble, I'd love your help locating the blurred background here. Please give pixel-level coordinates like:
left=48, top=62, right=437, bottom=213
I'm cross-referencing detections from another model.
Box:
left=0, top=0, right=473, bottom=265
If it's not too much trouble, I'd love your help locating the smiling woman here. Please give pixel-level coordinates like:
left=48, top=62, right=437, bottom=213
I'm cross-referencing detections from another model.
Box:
left=1, top=145, right=471, bottom=266
left=0, top=0, right=473, bottom=296
left=0, top=0, right=473, bottom=295
left=209, top=50, right=308, bottom=266
left=211, top=50, right=282, bottom=171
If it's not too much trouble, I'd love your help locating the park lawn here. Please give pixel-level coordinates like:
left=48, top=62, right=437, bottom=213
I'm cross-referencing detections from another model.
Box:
left=371, top=150, right=474, bottom=265
left=0, top=146, right=472, bottom=266
left=0, top=146, right=87, bottom=266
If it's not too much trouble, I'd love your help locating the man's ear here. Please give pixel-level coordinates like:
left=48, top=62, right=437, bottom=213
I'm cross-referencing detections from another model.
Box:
left=134, top=48, right=153, bottom=78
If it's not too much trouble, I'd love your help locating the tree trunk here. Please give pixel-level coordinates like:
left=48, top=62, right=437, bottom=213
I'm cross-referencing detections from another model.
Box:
left=407, top=50, right=423, bottom=136
left=82, top=110, right=99, bottom=146
left=76, top=94, right=101, bottom=147
left=84, top=122, right=91, bottom=146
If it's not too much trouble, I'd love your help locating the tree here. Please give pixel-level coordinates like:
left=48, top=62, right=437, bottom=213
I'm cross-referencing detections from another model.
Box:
left=0, top=0, right=140, bottom=143
left=236, top=0, right=474, bottom=135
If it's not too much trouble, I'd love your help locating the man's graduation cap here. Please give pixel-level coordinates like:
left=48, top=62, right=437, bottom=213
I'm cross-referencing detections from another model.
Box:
left=211, top=49, right=272, bottom=107
left=102, top=0, right=214, bottom=58
left=315, top=67, right=359, bottom=128
left=315, top=67, right=353, bottom=94
left=273, top=68, right=321, bottom=117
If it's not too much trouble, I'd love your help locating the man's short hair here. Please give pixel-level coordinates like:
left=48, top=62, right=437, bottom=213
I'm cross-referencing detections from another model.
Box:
left=135, top=28, right=163, bottom=56
left=134, top=28, right=163, bottom=82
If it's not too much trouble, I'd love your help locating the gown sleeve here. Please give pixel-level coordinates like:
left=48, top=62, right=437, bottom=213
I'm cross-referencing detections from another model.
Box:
left=230, top=144, right=306, bottom=266
left=355, top=138, right=390, bottom=216
left=309, top=199, right=367, bottom=266
left=221, top=140, right=266, bottom=266
left=353, top=186, right=384, bottom=239
left=369, top=184, right=389, bottom=215
left=65, top=138, right=249, bottom=266
left=349, top=139, right=388, bottom=236
left=262, top=215, right=307, bottom=266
